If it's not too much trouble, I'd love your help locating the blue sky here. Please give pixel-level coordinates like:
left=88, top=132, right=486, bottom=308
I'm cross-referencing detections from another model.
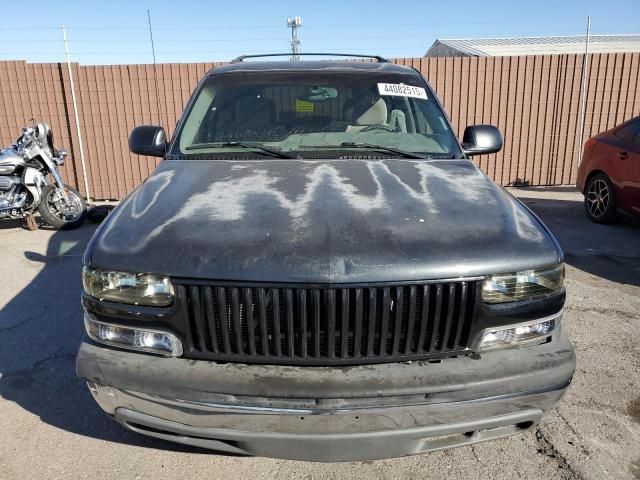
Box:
left=1, top=0, right=638, bottom=64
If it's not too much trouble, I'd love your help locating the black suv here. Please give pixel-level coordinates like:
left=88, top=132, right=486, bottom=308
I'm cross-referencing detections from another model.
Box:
left=77, top=54, right=575, bottom=462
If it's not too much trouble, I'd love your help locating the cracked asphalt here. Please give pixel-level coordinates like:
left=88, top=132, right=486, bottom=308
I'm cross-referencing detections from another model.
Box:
left=0, top=187, right=639, bottom=479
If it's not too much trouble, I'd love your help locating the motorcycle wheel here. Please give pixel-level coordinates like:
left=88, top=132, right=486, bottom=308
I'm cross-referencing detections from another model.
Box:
left=37, top=184, right=87, bottom=230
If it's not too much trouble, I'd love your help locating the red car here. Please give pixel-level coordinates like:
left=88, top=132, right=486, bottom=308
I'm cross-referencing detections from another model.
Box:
left=577, top=116, right=640, bottom=223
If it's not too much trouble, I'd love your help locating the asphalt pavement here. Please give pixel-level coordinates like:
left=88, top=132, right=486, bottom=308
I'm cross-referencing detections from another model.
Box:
left=0, top=186, right=638, bottom=479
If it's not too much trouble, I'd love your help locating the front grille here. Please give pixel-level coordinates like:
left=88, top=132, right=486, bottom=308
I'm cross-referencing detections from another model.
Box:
left=175, top=280, right=477, bottom=365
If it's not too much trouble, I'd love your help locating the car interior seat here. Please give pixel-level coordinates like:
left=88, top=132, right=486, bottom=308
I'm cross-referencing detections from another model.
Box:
left=235, top=96, right=276, bottom=129
left=388, top=109, right=407, bottom=133
left=345, top=96, right=408, bottom=133
left=346, top=98, right=388, bottom=132
left=211, top=95, right=278, bottom=142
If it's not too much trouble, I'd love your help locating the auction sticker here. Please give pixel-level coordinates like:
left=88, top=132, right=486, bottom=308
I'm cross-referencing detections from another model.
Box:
left=296, top=99, right=314, bottom=112
left=377, top=83, right=427, bottom=99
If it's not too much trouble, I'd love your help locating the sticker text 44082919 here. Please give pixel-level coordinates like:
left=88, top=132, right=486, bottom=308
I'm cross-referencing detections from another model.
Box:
left=377, top=83, right=428, bottom=100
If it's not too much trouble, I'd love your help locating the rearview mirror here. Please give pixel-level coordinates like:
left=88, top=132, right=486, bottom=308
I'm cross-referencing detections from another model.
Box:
left=129, top=125, right=167, bottom=157
left=462, top=125, right=503, bottom=156
left=302, top=86, right=338, bottom=102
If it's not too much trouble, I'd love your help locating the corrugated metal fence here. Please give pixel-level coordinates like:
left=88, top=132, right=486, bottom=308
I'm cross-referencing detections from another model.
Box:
left=0, top=54, right=638, bottom=200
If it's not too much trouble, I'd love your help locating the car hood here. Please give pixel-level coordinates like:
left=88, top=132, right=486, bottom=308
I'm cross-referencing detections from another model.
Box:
left=89, top=158, right=560, bottom=283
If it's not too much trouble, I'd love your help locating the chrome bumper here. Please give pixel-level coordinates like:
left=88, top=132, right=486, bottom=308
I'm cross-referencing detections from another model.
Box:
left=88, top=382, right=566, bottom=461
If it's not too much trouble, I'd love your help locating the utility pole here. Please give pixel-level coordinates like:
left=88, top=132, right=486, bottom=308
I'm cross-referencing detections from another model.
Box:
left=576, top=16, right=592, bottom=173
left=62, top=26, right=91, bottom=203
left=287, top=17, right=302, bottom=61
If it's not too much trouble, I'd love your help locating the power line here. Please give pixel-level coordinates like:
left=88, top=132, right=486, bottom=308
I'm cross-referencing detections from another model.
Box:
left=0, top=17, right=587, bottom=31
left=10, top=30, right=608, bottom=43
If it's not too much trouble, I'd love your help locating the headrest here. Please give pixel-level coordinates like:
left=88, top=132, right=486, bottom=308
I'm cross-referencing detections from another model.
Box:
left=355, top=98, right=387, bottom=125
left=235, top=96, right=275, bottom=127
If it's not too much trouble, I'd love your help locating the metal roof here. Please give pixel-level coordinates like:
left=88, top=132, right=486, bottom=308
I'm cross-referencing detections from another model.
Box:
left=425, top=34, right=640, bottom=57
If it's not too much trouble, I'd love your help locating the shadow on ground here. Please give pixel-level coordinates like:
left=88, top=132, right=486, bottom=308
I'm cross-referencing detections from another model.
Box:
left=0, top=223, right=214, bottom=455
left=514, top=191, right=640, bottom=287
left=0, top=190, right=638, bottom=455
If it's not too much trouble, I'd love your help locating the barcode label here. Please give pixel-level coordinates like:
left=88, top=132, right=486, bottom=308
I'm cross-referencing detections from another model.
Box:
left=377, top=83, right=427, bottom=99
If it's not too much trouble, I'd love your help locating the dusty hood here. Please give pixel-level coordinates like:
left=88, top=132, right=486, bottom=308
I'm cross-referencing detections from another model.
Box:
left=89, top=158, right=560, bottom=283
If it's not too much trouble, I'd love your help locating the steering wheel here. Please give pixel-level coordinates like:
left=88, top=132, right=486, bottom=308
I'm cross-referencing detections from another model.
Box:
left=360, top=124, right=396, bottom=132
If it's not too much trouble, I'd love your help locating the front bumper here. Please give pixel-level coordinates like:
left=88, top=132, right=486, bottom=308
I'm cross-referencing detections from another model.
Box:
left=77, top=328, right=575, bottom=462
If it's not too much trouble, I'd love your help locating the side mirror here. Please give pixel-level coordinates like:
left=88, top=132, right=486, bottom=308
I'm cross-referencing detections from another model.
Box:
left=462, top=125, right=503, bottom=156
left=51, top=148, right=68, bottom=166
left=129, top=125, right=167, bottom=157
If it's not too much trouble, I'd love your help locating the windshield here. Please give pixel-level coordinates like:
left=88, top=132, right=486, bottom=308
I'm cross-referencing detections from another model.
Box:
left=170, top=71, right=461, bottom=158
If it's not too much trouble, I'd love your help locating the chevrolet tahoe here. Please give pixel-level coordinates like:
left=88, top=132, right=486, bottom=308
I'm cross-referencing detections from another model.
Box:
left=76, top=53, right=575, bottom=462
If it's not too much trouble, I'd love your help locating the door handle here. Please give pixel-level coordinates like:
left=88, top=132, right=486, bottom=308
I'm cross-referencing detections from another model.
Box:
left=619, top=151, right=629, bottom=160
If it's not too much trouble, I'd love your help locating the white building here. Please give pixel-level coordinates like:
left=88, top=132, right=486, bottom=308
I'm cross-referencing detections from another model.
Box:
left=425, top=34, right=640, bottom=57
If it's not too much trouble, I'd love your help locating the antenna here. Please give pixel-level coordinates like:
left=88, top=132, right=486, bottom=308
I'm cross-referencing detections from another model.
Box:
left=286, top=16, right=302, bottom=61
left=147, top=10, right=163, bottom=126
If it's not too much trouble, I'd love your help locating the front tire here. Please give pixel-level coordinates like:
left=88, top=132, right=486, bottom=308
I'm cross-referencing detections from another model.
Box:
left=37, top=185, right=87, bottom=230
left=584, top=173, right=618, bottom=224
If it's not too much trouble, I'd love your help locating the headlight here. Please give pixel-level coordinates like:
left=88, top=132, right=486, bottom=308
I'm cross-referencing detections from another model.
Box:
left=83, top=267, right=174, bottom=306
left=84, top=313, right=183, bottom=357
left=473, top=312, right=561, bottom=351
left=482, top=264, right=564, bottom=304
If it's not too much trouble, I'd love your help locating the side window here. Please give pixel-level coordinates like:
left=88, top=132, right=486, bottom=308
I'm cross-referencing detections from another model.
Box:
left=614, top=119, right=640, bottom=143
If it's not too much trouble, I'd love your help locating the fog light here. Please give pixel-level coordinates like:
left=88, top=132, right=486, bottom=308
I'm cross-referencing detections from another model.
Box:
left=474, top=312, right=561, bottom=352
left=84, top=313, right=183, bottom=357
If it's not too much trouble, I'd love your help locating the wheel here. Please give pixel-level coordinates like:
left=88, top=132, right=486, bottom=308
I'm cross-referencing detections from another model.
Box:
left=37, top=184, right=87, bottom=230
left=584, top=173, right=618, bottom=224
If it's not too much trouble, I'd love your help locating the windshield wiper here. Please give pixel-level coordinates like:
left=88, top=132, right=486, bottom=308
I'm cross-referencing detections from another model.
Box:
left=343, top=142, right=429, bottom=159
left=304, top=142, right=428, bottom=159
left=185, top=141, right=295, bottom=159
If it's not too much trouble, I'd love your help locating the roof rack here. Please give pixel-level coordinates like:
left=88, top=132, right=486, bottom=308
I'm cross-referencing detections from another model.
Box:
left=230, top=53, right=388, bottom=63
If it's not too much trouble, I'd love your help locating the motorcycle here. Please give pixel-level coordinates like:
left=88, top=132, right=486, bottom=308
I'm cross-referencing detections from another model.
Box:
left=0, top=120, right=86, bottom=230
